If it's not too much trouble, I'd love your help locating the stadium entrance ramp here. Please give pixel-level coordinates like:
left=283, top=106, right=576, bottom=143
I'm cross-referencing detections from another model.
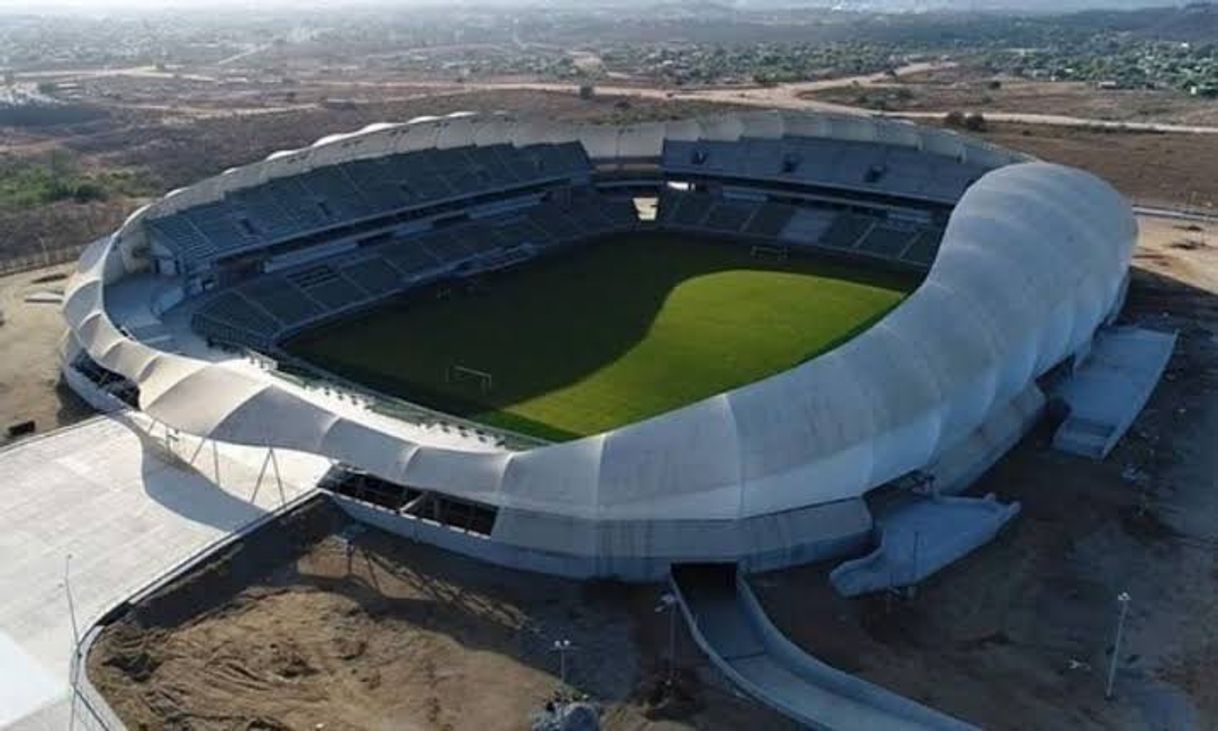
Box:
left=669, top=563, right=977, bottom=731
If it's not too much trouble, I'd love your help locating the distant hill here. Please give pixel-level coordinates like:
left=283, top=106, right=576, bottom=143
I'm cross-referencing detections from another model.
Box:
left=1058, top=3, right=1218, bottom=41
left=739, top=1, right=1218, bottom=45
left=737, top=1, right=1208, bottom=20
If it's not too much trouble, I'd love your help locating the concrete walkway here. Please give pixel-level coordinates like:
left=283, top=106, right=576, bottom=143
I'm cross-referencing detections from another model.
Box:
left=671, top=564, right=976, bottom=731
left=0, top=414, right=326, bottom=730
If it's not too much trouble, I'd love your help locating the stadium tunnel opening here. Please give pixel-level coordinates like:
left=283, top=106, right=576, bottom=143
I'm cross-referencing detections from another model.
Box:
left=319, top=463, right=499, bottom=537
left=70, top=351, right=140, bottom=408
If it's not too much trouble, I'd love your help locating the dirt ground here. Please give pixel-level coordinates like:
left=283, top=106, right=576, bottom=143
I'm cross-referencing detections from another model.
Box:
left=754, top=215, right=1218, bottom=730
left=89, top=499, right=792, bottom=731
left=0, top=263, right=92, bottom=445
left=981, top=123, right=1218, bottom=213
left=803, top=65, right=1218, bottom=127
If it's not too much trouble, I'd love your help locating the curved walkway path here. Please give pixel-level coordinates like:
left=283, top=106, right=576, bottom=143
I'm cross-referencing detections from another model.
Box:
left=670, top=563, right=977, bottom=731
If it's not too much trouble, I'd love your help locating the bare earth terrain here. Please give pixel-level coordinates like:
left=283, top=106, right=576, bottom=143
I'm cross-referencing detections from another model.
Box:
left=980, top=123, right=1218, bottom=212
left=802, top=65, right=1218, bottom=128
left=0, top=263, right=91, bottom=444
left=89, top=499, right=792, bottom=731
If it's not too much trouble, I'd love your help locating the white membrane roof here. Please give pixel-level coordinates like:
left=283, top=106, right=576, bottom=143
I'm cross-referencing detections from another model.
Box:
left=64, top=111, right=1134, bottom=533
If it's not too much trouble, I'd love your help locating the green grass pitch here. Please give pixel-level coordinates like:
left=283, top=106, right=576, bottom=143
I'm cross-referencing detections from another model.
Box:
left=285, top=233, right=918, bottom=441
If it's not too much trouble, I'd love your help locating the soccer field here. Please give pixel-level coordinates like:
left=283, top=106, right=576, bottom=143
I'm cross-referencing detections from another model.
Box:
left=285, top=233, right=918, bottom=441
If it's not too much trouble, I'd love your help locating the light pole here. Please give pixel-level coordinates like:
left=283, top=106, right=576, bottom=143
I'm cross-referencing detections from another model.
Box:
left=65, top=554, right=80, bottom=650
left=552, top=639, right=575, bottom=688
left=1105, top=592, right=1132, bottom=700
left=65, top=552, right=82, bottom=731
left=655, top=593, right=678, bottom=686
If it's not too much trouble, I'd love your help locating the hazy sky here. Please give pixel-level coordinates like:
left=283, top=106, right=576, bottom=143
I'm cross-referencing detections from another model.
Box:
left=0, top=0, right=1185, bottom=14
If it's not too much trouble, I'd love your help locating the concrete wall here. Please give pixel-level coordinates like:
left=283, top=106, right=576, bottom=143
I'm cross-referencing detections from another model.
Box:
left=336, top=494, right=872, bottom=581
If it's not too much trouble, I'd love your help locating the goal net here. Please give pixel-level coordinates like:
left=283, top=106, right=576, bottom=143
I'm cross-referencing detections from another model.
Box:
left=447, top=364, right=494, bottom=394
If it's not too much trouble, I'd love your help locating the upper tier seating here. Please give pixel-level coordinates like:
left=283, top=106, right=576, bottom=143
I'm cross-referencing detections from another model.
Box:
left=662, top=137, right=989, bottom=205
left=145, top=215, right=216, bottom=263
left=148, top=142, right=592, bottom=271
left=192, top=194, right=638, bottom=347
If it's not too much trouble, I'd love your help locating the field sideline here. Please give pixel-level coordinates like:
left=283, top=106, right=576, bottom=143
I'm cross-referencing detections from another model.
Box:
left=285, top=233, right=917, bottom=441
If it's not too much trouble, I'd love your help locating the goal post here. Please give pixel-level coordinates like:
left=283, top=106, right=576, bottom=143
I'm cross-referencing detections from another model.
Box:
left=447, top=364, right=494, bottom=394
left=750, top=244, right=789, bottom=261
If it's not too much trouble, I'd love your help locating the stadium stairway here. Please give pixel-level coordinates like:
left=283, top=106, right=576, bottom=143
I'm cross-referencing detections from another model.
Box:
left=1049, top=326, right=1178, bottom=459
left=669, top=563, right=978, bottom=731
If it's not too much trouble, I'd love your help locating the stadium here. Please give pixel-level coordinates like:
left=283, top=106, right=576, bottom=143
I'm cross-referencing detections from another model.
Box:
left=60, top=109, right=1136, bottom=581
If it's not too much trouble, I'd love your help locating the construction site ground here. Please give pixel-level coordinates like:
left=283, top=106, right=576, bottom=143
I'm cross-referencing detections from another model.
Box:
left=88, top=498, right=792, bottom=731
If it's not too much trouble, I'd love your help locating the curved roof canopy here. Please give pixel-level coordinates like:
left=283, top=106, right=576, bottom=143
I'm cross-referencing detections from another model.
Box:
left=65, top=111, right=1134, bottom=534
